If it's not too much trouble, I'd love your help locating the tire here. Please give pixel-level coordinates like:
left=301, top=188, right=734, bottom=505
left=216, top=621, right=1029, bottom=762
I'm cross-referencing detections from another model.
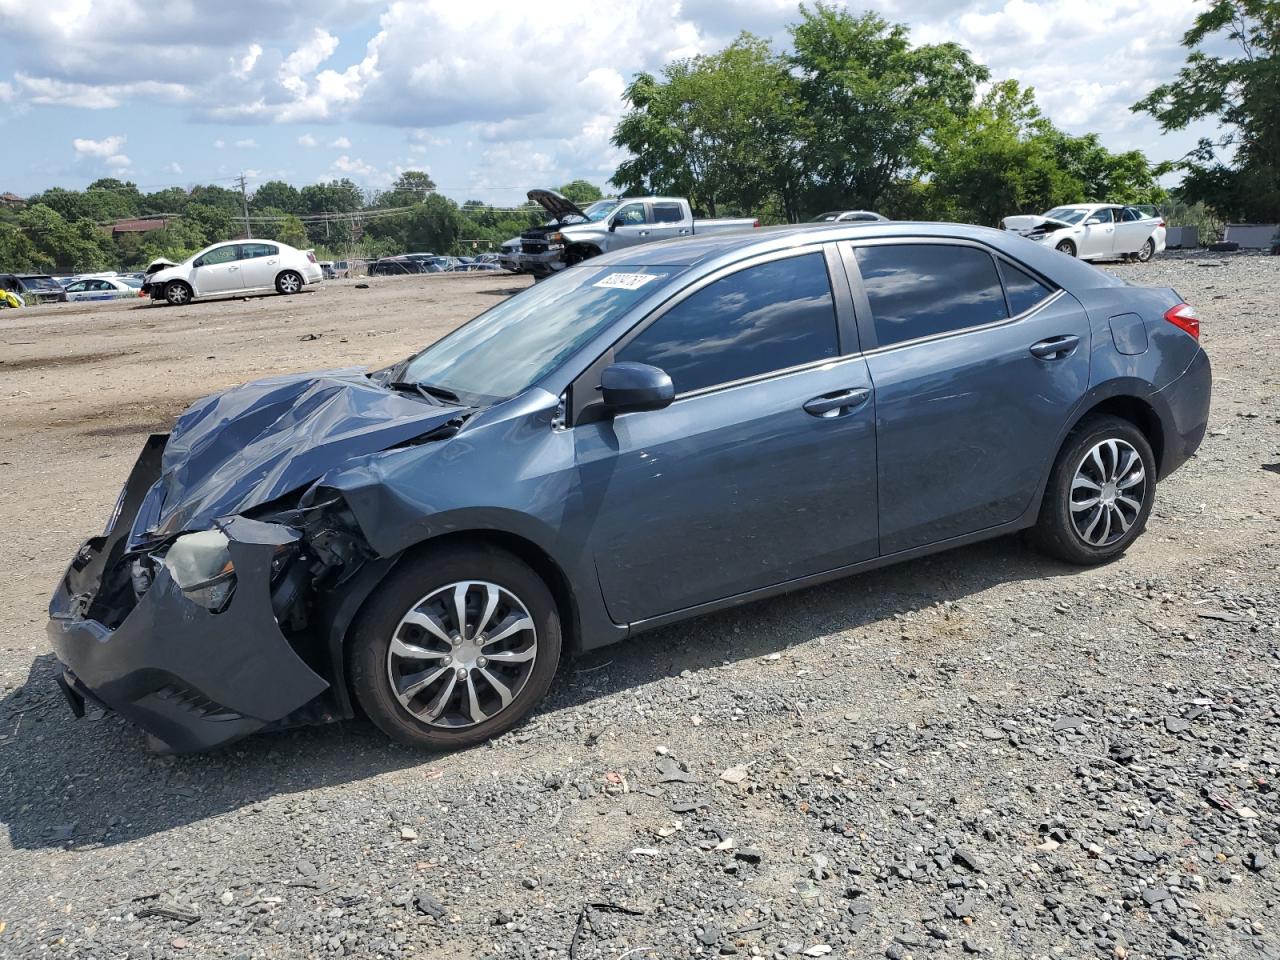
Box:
left=1136, top=237, right=1155, bottom=262
left=1055, top=239, right=1077, bottom=257
left=276, top=270, right=303, bottom=295
left=347, top=543, right=562, bottom=750
left=564, top=245, right=598, bottom=267
left=164, top=281, right=193, bottom=306
left=1030, top=414, right=1156, bottom=565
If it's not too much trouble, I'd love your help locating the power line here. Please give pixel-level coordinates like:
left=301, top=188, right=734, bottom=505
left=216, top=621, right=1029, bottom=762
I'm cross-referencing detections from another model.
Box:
left=234, top=173, right=251, bottom=239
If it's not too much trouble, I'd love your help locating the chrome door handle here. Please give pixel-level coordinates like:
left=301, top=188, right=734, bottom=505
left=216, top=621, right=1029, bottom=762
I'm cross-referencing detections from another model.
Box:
left=803, top=387, right=870, bottom=417
left=1029, top=335, right=1080, bottom=360
left=228, top=266, right=239, bottom=271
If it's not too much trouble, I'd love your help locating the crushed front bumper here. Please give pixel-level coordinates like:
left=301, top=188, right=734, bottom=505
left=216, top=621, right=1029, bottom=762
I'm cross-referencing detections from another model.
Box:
left=47, top=438, right=329, bottom=754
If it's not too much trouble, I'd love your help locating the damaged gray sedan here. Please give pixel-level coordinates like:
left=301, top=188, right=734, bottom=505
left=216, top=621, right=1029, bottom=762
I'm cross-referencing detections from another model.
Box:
left=49, top=222, right=1210, bottom=754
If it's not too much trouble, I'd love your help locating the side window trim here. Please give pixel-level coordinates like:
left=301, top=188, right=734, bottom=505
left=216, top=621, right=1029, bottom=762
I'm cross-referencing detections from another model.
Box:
left=842, top=237, right=1064, bottom=354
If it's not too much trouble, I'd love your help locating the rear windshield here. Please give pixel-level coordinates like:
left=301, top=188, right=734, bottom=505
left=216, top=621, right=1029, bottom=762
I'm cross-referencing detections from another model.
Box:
left=19, top=276, right=62, bottom=291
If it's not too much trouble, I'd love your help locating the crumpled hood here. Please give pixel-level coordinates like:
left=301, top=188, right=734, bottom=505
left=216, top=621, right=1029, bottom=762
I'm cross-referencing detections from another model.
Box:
left=145, top=369, right=471, bottom=537
left=1002, top=215, right=1072, bottom=235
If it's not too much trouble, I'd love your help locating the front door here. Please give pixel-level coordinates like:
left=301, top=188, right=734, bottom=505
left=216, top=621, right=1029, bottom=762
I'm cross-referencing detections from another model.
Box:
left=847, top=240, right=1091, bottom=554
left=607, top=202, right=654, bottom=250
left=1079, top=207, right=1116, bottom=258
left=576, top=250, right=879, bottom=624
left=191, top=244, right=245, bottom=295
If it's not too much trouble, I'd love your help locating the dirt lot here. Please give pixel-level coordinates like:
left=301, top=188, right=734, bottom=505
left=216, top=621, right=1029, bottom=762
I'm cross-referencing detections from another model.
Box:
left=0, top=259, right=1277, bottom=960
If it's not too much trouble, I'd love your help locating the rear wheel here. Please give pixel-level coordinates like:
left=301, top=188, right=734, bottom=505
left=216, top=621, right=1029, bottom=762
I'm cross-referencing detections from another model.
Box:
left=1031, top=415, right=1156, bottom=565
left=276, top=270, right=303, bottom=295
left=1055, top=239, right=1077, bottom=257
left=164, top=281, right=192, bottom=306
left=1136, top=237, right=1156, bottom=262
left=348, top=544, right=562, bottom=750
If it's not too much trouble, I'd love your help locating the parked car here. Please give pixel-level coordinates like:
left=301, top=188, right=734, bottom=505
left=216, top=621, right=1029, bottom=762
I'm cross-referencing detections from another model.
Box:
left=507, top=190, right=759, bottom=277
left=145, top=241, right=322, bottom=305
left=319, top=261, right=337, bottom=280
left=452, top=262, right=503, bottom=272
left=473, top=253, right=501, bottom=265
left=47, top=221, right=1211, bottom=754
left=810, top=210, right=889, bottom=223
left=370, top=257, right=430, bottom=276
left=332, top=260, right=353, bottom=279
left=1002, top=204, right=1166, bottom=262
left=62, top=276, right=141, bottom=302
left=0, top=273, right=67, bottom=304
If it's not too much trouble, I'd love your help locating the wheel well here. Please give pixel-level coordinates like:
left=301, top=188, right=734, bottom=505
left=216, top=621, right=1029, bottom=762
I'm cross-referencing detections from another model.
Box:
left=566, top=243, right=601, bottom=260
left=1077, top=396, right=1164, bottom=468
left=397, top=530, right=581, bottom=652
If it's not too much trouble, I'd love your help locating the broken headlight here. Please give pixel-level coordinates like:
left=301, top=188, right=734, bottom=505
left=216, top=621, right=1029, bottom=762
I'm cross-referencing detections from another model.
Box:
left=164, top=529, right=236, bottom=612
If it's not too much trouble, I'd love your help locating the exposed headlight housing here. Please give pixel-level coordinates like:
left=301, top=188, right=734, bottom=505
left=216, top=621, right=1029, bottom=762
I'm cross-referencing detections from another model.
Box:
left=548, top=232, right=565, bottom=245
left=164, top=529, right=235, bottom=612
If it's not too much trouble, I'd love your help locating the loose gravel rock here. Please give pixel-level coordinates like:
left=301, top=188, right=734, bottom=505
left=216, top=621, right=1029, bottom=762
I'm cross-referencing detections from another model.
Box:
left=1, top=253, right=1278, bottom=958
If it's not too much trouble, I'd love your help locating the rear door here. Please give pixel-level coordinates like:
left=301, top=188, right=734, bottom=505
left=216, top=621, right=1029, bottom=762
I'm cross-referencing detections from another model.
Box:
left=191, top=244, right=245, bottom=294
left=1114, top=207, right=1148, bottom=255
left=576, top=247, right=879, bottom=623
left=845, top=239, right=1090, bottom=554
left=237, top=242, right=281, bottom=291
left=647, top=201, right=690, bottom=243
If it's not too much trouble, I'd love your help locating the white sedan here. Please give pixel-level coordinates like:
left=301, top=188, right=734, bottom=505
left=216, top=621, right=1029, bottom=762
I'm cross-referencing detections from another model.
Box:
left=62, top=276, right=142, bottom=302
left=1001, top=203, right=1166, bottom=262
left=145, top=240, right=323, bottom=306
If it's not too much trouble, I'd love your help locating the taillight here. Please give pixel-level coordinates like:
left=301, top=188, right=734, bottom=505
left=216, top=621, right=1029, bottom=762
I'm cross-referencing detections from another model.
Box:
left=1164, top=302, right=1199, bottom=340
left=752, top=219, right=760, bottom=228
left=307, top=252, right=318, bottom=263
left=1157, top=219, right=1166, bottom=228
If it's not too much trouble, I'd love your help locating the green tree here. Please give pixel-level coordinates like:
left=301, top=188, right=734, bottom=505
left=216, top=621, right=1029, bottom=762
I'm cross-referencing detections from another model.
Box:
left=144, top=187, right=190, bottom=215
left=1133, top=0, right=1280, bottom=219
left=404, top=195, right=462, bottom=252
left=251, top=180, right=303, bottom=214
left=557, top=180, right=604, bottom=205
left=789, top=4, right=988, bottom=211
left=299, top=179, right=364, bottom=245
left=373, top=170, right=437, bottom=208
left=276, top=214, right=309, bottom=248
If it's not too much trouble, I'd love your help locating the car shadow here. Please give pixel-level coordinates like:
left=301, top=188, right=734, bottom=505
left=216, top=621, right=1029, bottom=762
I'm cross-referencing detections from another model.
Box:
left=0, top=533, right=1079, bottom=850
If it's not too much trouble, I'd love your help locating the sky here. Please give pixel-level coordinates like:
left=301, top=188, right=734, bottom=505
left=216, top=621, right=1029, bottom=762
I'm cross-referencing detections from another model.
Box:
left=0, top=0, right=1218, bottom=207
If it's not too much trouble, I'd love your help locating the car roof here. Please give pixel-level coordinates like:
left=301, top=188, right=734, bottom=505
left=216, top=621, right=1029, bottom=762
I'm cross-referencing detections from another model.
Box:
left=591, top=220, right=1124, bottom=291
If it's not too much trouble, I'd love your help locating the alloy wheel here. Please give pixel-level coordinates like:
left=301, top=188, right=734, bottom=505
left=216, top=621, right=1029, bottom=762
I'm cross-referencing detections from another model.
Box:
left=385, top=581, right=538, bottom=728
left=279, top=273, right=302, bottom=293
left=1069, top=438, right=1146, bottom=547
left=1137, top=238, right=1155, bottom=262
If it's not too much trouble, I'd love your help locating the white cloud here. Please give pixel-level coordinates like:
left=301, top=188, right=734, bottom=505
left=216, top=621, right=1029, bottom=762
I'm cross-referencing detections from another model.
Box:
left=72, top=134, right=130, bottom=170
left=166, top=161, right=183, bottom=174
left=235, top=138, right=258, bottom=148
left=231, top=43, right=263, bottom=80
left=214, top=139, right=226, bottom=149
left=298, top=133, right=318, bottom=147
left=330, top=135, right=352, bottom=148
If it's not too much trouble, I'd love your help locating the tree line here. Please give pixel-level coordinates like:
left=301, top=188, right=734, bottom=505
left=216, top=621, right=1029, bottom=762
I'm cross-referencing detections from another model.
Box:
left=0, top=174, right=604, bottom=274
left=2, top=1, right=1274, bottom=273
left=613, top=1, right=1277, bottom=228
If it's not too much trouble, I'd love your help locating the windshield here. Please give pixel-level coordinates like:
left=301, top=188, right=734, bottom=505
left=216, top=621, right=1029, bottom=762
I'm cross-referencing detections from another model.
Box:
left=581, top=199, right=621, bottom=222
left=811, top=211, right=843, bottom=222
left=399, top=264, right=683, bottom=404
left=1043, top=207, right=1089, bottom=225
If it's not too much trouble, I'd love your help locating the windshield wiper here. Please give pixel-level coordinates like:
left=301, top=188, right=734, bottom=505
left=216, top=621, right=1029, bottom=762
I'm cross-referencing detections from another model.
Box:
left=386, top=380, right=461, bottom=406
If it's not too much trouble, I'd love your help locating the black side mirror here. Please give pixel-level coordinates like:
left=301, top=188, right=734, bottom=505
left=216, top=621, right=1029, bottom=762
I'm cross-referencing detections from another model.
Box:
left=600, top=362, right=674, bottom=414
left=608, top=217, right=620, bottom=232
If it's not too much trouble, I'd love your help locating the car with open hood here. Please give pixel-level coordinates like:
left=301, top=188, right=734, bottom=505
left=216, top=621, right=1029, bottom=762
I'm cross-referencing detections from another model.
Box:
left=504, top=190, right=759, bottom=277
left=49, top=221, right=1210, bottom=755
left=1, top=273, right=68, bottom=304
left=145, top=240, right=323, bottom=305
left=1002, top=204, right=1166, bottom=262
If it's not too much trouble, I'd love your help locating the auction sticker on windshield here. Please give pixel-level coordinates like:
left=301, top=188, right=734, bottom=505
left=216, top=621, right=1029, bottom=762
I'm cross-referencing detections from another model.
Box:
left=594, top=272, right=665, bottom=291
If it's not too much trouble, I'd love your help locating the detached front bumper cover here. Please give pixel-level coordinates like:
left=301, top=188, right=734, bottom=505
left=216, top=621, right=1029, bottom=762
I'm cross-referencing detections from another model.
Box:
left=47, top=437, right=328, bottom=754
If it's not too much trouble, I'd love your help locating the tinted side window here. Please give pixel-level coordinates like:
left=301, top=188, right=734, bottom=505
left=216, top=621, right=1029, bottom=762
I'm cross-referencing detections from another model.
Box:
left=241, top=243, right=278, bottom=259
left=614, top=203, right=647, bottom=225
left=854, top=244, right=1007, bottom=347
left=617, top=253, right=839, bottom=394
left=652, top=203, right=683, bottom=224
left=999, top=260, right=1055, bottom=316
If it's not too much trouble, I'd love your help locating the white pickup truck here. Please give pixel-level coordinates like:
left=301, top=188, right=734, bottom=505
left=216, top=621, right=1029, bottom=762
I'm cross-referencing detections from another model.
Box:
left=502, top=189, right=759, bottom=277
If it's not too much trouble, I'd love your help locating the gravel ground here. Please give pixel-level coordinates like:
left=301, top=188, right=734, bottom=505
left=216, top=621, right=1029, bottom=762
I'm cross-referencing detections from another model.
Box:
left=0, top=254, right=1277, bottom=959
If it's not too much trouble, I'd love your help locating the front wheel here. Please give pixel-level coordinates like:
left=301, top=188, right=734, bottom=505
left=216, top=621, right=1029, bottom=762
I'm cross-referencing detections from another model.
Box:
left=1136, top=237, right=1156, bottom=262
left=1055, top=239, right=1077, bottom=258
left=164, top=281, right=193, bottom=306
left=276, top=270, right=303, bottom=295
left=1030, top=415, right=1156, bottom=565
left=348, top=544, right=562, bottom=750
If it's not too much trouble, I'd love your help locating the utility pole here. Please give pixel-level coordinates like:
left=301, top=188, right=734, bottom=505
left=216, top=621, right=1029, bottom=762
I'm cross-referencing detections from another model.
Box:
left=235, top=172, right=251, bottom=239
